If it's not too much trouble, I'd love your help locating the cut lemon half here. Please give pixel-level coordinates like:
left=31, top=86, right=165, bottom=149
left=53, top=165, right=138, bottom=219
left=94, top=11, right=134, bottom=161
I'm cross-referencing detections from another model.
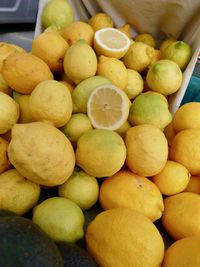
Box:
left=94, top=28, right=131, bottom=59
left=87, top=84, right=130, bottom=130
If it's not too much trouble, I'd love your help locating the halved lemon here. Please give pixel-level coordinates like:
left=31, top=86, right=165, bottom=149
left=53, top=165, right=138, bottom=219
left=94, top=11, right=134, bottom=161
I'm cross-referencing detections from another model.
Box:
left=87, top=84, right=130, bottom=130
left=94, top=28, right=131, bottom=59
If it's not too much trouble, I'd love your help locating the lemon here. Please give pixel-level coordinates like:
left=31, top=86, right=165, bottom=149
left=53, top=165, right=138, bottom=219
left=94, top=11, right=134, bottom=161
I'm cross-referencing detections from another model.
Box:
left=61, top=113, right=93, bottom=145
left=0, top=169, right=40, bottom=215
left=162, top=41, right=192, bottom=70
left=41, top=0, right=74, bottom=29
left=29, top=80, right=73, bottom=128
left=0, top=137, right=11, bottom=174
left=124, top=69, right=144, bottom=100
left=170, top=129, right=200, bottom=175
left=86, top=208, right=164, bottom=267
left=63, top=21, right=94, bottom=46
left=117, top=24, right=131, bottom=38
left=134, top=33, right=156, bottom=47
left=94, top=28, right=130, bottom=59
left=164, top=121, right=176, bottom=146
left=72, top=75, right=111, bottom=113
left=97, top=55, right=127, bottom=90
left=162, top=192, right=200, bottom=240
left=148, top=49, right=161, bottom=68
left=0, top=92, right=19, bottom=134
left=75, top=129, right=126, bottom=178
left=125, top=124, right=168, bottom=176
left=87, top=84, right=130, bottom=131
left=115, top=120, right=131, bottom=138
left=18, top=94, right=34, bottom=123
left=152, top=160, right=190, bottom=196
left=63, top=40, right=97, bottom=84
left=43, top=25, right=65, bottom=35
left=60, top=81, right=74, bottom=94
left=128, top=91, right=172, bottom=129
left=88, top=12, right=114, bottom=31
left=2, top=51, right=53, bottom=94
left=33, top=197, right=84, bottom=242
left=32, top=32, right=69, bottom=72
left=184, top=175, right=200, bottom=194
left=122, top=41, right=155, bottom=72
left=0, top=73, right=10, bottom=95
left=59, top=168, right=99, bottom=210
left=8, top=122, right=75, bottom=186
left=146, top=59, right=182, bottom=95
left=172, top=102, right=200, bottom=133
left=159, top=39, right=176, bottom=54
left=99, top=170, right=164, bottom=221
left=162, top=236, right=200, bottom=267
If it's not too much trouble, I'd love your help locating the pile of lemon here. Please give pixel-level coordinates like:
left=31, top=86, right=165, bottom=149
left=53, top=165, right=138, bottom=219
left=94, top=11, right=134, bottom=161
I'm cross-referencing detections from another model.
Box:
left=0, top=0, right=199, bottom=266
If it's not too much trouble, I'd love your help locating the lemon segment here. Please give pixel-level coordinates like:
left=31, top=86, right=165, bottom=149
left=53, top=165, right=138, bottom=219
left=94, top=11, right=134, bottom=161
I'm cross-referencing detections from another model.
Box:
left=87, top=84, right=130, bottom=130
left=94, top=28, right=131, bottom=59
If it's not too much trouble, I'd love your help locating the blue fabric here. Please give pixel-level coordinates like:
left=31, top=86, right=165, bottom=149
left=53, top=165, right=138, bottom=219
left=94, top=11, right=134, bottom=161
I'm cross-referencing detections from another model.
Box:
left=181, top=76, right=200, bottom=105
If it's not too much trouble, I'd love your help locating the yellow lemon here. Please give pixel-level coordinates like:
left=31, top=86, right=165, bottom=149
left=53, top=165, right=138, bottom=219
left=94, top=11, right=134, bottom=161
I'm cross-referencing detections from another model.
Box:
left=162, top=192, right=200, bottom=240
left=43, top=24, right=65, bottom=35
left=63, top=21, right=94, bottom=46
left=87, top=84, right=130, bottom=131
left=63, top=40, right=97, bottom=84
left=184, top=175, right=200, bottom=194
left=60, top=81, right=74, bottom=94
left=122, top=41, right=155, bottom=72
left=33, top=197, right=84, bottom=242
left=125, top=124, right=168, bottom=176
left=99, top=170, right=164, bottom=221
left=94, top=28, right=130, bottom=59
left=18, top=95, right=34, bottom=123
left=117, top=23, right=131, bottom=38
left=86, top=208, right=165, bottom=267
left=162, top=236, right=200, bottom=267
left=0, top=137, right=11, bottom=174
left=97, top=55, right=127, bottom=90
left=115, top=120, right=131, bottom=138
left=32, top=32, right=69, bottom=72
left=172, top=102, right=200, bottom=133
left=0, top=169, right=40, bottom=215
left=146, top=59, right=182, bottom=95
left=134, top=33, right=156, bottom=47
left=152, top=160, right=190, bottom=196
left=159, top=39, right=176, bottom=54
left=8, top=122, right=75, bottom=186
left=58, top=168, right=99, bottom=210
left=0, top=92, right=19, bottom=134
left=148, top=49, right=162, bottom=68
left=29, top=80, right=73, bottom=128
left=128, top=91, right=172, bottom=129
left=124, top=69, right=144, bottom=100
left=75, top=129, right=126, bottom=178
left=170, top=129, right=200, bottom=175
left=164, top=121, right=176, bottom=147
left=0, top=73, right=11, bottom=95
left=88, top=12, right=114, bottom=31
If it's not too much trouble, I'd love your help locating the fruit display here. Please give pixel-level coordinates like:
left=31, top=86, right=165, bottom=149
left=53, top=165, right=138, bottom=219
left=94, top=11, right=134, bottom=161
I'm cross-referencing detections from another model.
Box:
left=0, top=0, right=198, bottom=266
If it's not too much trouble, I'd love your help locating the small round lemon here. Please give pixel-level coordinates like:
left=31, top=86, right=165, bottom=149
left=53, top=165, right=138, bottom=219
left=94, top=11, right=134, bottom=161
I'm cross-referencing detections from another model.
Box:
left=124, top=69, right=144, bottom=100
left=159, top=39, right=176, bottom=54
left=88, top=12, right=114, bottom=31
left=134, top=33, right=156, bottom=47
left=118, top=24, right=131, bottom=38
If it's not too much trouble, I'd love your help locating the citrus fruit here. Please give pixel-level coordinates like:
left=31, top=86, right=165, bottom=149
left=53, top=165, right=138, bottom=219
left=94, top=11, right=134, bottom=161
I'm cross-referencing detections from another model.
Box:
left=75, top=129, right=126, bottom=178
left=72, top=75, right=111, bottom=113
left=0, top=74, right=10, bottom=95
left=0, top=169, right=40, bottom=215
left=162, top=40, right=192, bottom=70
left=61, top=113, right=93, bottom=145
left=99, top=170, right=164, bottom=221
left=94, top=27, right=130, bottom=59
left=97, top=55, right=127, bottom=90
left=32, top=31, right=69, bottom=72
left=63, top=40, right=97, bottom=84
left=152, top=160, right=190, bottom=196
left=86, top=208, right=164, bottom=267
left=1, top=51, right=53, bottom=94
left=184, top=175, right=200, bottom=194
left=58, top=168, right=99, bottom=210
left=29, top=80, right=73, bottom=127
left=163, top=121, right=176, bottom=147
left=33, top=197, right=84, bottom=242
left=170, top=128, right=200, bottom=175
left=123, top=69, right=144, bottom=100
left=162, top=192, right=200, bottom=240
left=146, top=59, right=182, bottom=95
left=172, top=102, right=200, bottom=133
left=159, top=39, right=176, bottom=54
left=162, top=236, right=200, bottom=267
left=16, top=94, right=34, bottom=123
left=87, top=84, right=130, bottom=130
left=41, top=0, right=74, bottom=29
left=125, top=124, right=168, bottom=176
left=148, top=49, right=161, bottom=68
left=88, top=12, right=114, bottom=31
left=134, top=33, right=155, bottom=47
left=0, top=137, right=11, bottom=174
left=117, top=24, right=131, bottom=38
left=122, top=41, right=155, bottom=72
left=8, top=121, right=75, bottom=186
left=63, top=21, right=94, bottom=46
left=115, top=120, right=131, bottom=138
left=60, top=81, right=74, bottom=94
left=0, top=92, right=19, bottom=134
